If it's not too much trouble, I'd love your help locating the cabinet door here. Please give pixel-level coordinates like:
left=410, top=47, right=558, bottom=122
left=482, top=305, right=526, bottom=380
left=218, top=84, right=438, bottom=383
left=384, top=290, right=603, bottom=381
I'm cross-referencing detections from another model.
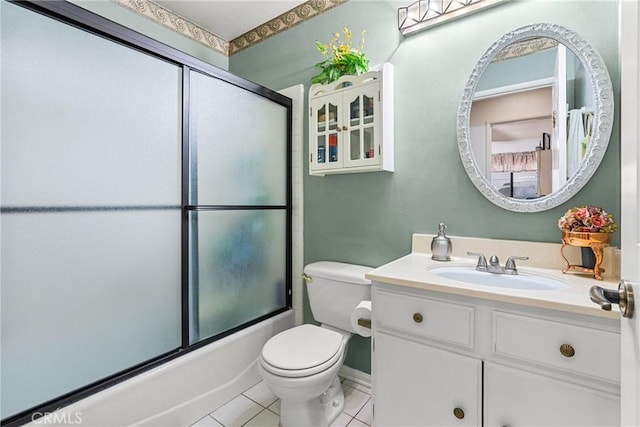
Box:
left=343, top=83, right=380, bottom=168
left=310, top=92, right=342, bottom=172
left=374, top=333, right=481, bottom=427
left=484, top=362, right=619, bottom=427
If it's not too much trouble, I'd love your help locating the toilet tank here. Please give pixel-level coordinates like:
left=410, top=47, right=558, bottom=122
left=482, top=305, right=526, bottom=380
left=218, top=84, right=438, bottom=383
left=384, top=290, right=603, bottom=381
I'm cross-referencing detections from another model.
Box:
left=304, top=261, right=373, bottom=333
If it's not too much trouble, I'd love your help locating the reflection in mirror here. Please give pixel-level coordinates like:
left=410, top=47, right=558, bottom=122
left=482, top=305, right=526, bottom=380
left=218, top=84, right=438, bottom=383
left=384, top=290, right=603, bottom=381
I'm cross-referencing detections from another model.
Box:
left=457, top=24, right=613, bottom=212
left=470, top=38, right=592, bottom=200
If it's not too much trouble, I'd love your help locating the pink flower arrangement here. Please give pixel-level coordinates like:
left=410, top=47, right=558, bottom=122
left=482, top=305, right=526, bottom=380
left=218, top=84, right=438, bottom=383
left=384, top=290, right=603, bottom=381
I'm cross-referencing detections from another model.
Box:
left=558, top=205, right=618, bottom=233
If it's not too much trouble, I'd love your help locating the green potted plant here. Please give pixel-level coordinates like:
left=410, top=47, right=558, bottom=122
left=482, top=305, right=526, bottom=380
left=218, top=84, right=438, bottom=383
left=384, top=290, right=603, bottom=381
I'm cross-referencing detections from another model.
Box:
left=311, top=27, right=369, bottom=85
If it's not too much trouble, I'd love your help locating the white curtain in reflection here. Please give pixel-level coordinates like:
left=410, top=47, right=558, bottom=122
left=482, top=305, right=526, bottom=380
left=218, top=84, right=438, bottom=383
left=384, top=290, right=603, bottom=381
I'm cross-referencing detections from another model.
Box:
left=491, top=151, right=537, bottom=172
left=567, top=109, right=585, bottom=178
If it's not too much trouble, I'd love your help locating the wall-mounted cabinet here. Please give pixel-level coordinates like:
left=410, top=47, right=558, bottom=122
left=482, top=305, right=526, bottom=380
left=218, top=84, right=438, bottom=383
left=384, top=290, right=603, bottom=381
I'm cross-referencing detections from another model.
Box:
left=308, top=63, right=393, bottom=176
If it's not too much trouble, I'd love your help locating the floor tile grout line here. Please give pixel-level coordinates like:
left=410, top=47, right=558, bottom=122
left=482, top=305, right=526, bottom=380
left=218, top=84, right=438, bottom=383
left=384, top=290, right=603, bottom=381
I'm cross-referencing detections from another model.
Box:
left=210, top=414, right=226, bottom=427
left=353, top=396, right=372, bottom=423
left=196, top=380, right=373, bottom=427
left=239, top=407, right=269, bottom=427
left=341, top=384, right=372, bottom=418
left=241, top=392, right=276, bottom=409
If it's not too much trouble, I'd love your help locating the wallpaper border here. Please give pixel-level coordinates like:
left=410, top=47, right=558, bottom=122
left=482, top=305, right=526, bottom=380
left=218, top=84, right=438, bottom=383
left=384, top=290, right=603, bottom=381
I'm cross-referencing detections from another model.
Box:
left=111, top=0, right=348, bottom=57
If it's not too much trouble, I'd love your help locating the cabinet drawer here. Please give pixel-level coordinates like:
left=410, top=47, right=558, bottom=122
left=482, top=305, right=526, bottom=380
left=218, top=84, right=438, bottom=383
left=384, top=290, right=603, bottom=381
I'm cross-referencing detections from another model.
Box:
left=375, top=290, right=474, bottom=347
left=493, top=312, right=620, bottom=382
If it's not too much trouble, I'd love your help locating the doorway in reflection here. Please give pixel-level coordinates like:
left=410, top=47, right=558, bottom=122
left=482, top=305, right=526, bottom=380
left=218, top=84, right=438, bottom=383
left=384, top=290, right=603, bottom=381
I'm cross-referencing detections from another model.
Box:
left=469, top=37, right=593, bottom=200
left=472, top=88, right=552, bottom=199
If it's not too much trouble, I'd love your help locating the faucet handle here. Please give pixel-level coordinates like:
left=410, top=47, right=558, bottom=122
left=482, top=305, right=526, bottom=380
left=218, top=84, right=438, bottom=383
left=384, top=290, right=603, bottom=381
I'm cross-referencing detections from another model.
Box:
left=505, top=256, right=529, bottom=274
left=467, top=252, right=488, bottom=271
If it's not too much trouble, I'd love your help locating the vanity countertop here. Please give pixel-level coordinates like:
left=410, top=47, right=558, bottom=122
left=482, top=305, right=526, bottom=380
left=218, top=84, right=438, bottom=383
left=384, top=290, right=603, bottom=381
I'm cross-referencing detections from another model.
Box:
left=366, top=252, right=620, bottom=319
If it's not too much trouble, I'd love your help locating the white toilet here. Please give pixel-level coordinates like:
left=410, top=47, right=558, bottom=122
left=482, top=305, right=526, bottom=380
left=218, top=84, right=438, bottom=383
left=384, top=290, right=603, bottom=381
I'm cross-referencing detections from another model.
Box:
left=258, top=261, right=373, bottom=427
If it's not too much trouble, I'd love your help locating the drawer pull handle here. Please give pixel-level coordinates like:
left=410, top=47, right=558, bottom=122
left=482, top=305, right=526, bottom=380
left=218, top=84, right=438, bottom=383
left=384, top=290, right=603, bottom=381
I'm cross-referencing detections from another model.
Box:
left=453, top=407, right=465, bottom=419
left=413, top=313, right=423, bottom=323
left=560, top=343, right=575, bottom=358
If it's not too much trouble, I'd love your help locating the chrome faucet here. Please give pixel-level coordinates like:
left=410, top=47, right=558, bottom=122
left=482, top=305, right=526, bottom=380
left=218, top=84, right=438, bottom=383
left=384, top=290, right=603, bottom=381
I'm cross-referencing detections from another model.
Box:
left=467, top=252, right=487, bottom=271
left=504, top=256, right=530, bottom=274
left=467, top=252, right=529, bottom=275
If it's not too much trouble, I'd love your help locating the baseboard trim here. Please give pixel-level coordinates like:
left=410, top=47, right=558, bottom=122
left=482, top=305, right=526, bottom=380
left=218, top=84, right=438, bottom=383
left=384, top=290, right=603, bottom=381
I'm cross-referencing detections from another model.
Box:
left=339, top=365, right=372, bottom=389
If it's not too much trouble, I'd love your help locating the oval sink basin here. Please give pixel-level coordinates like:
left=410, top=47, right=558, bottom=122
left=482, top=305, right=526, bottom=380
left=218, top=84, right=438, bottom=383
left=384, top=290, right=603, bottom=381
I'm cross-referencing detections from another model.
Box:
left=428, top=266, right=569, bottom=291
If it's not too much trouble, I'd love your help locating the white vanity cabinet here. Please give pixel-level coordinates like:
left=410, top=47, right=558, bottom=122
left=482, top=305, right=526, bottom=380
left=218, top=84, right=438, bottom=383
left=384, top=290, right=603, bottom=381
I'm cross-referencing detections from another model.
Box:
left=308, top=63, right=393, bottom=176
left=371, top=283, right=621, bottom=427
left=373, top=287, right=480, bottom=426
left=375, top=333, right=481, bottom=426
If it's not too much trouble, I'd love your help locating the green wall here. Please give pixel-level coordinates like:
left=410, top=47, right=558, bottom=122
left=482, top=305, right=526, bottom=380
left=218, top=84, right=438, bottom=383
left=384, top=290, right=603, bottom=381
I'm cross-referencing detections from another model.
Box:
left=229, top=0, right=621, bottom=374
left=477, top=48, right=555, bottom=91
left=70, top=0, right=228, bottom=69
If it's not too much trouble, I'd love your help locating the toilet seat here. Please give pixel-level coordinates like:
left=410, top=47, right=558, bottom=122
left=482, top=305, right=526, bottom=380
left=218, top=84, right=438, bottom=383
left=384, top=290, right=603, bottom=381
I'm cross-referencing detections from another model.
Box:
left=260, top=324, right=346, bottom=378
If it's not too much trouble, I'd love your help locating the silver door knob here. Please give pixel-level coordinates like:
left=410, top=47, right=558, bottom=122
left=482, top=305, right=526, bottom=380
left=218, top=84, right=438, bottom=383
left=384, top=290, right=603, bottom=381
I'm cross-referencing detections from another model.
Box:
left=590, top=281, right=634, bottom=318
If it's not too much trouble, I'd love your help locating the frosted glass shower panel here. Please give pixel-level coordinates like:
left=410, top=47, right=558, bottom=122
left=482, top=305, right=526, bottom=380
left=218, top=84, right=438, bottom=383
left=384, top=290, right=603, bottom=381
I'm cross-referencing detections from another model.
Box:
left=1, top=1, right=181, bottom=207
left=189, top=71, right=288, bottom=206
left=1, top=211, right=181, bottom=418
left=189, top=210, right=287, bottom=342
left=1, top=1, right=181, bottom=418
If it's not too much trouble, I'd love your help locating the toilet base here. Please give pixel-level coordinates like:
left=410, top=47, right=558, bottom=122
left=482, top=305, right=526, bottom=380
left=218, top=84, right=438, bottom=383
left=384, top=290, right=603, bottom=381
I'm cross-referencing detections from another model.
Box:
left=280, top=376, right=344, bottom=427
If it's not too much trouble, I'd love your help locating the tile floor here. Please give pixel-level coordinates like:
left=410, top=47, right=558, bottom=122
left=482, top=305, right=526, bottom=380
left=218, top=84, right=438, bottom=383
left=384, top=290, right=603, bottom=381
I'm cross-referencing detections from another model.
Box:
left=191, top=378, right=372, bottom=427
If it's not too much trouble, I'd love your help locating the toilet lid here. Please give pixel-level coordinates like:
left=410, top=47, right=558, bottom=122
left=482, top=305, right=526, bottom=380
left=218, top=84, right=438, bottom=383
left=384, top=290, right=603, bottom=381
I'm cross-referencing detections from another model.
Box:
left=262, top=324, right=343, bottom=371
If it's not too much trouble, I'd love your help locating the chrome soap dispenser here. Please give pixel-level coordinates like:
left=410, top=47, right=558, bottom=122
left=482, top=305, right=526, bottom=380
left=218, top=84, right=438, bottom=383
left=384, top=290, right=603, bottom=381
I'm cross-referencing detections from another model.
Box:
left=431, top=223, right=452, bottom=261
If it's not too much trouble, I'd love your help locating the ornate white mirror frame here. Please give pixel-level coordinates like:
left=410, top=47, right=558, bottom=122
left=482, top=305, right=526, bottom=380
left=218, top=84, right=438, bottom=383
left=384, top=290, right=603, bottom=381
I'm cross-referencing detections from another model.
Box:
left=457, top=23, right=614, bottom=212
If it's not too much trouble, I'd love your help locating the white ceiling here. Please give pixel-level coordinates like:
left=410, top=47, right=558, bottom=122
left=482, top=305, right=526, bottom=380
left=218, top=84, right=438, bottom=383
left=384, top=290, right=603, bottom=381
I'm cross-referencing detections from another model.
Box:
left=154, top=0, right=309, bottom=41
left=491, top=117, right=552, bottom=142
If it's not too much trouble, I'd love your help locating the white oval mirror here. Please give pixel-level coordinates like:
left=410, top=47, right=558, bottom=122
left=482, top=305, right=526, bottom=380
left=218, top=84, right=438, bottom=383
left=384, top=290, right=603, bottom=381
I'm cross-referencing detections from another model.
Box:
left=457, top=24, right=613, bottom=212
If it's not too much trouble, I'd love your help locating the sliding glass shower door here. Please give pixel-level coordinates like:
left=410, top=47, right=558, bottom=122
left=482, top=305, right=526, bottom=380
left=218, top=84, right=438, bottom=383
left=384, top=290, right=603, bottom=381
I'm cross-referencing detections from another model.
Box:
left=1, top=1, right=290, bottom=423
left=1, top=1, right=182, bottom=419
left=188, top=71, right=290, bottom=343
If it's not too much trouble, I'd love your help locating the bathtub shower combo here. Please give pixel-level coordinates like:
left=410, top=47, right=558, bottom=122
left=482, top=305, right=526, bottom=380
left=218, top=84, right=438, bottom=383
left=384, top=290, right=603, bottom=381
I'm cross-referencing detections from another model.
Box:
left=1, top=2, right=291, bottom=425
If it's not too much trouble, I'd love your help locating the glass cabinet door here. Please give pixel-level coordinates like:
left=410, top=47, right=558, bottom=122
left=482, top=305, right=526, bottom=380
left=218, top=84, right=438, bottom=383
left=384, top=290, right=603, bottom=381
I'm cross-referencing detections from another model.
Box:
left=344, top=83, right=379, bottom=167
left=311, top=93, right=342, bottom=170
